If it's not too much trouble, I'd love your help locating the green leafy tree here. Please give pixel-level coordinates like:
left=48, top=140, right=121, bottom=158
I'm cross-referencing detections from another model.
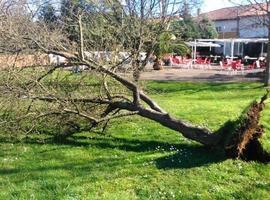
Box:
left=155, top=32, right=190, bottom=57
left=170, top=17, right=217, bottom=41
left=152, top=32, right=190, bottom=69
left=38, top=2, right=57, bottom=25
left=197, top=17, right=218, bottom=39
left=60, top=0, right=86, bottom=18
left=60, top=0, right=87, bottom=41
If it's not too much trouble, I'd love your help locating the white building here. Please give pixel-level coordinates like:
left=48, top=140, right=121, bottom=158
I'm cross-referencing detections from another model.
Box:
left=198, top=4, right=269, bottom=39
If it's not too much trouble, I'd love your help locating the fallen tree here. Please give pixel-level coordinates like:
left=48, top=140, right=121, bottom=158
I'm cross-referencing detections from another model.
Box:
left=0, top=0, right=269, bottom=163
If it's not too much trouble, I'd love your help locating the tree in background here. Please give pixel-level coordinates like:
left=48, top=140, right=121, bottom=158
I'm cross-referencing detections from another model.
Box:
left=169, top=0, right=217, bottom=41
left=38, top=1, right=57, bottom=26
left=197, top=17, right=218, bottom=39
left=152, top=32, right=190, bottom=70
left=59, top=0, right=87, bottom=41
left=170, top=17, right=217, bottom=40
left=60, top=0, right=86, bottom=18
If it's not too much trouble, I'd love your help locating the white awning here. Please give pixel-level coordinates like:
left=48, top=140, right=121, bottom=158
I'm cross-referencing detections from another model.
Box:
left=197, top=38, right=268, bottom=43
left=186, top=41, right=221, bottom=47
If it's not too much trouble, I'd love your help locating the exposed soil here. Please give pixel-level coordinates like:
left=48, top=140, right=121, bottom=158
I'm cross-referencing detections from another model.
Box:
left=225, top=93, right=270, bottom=163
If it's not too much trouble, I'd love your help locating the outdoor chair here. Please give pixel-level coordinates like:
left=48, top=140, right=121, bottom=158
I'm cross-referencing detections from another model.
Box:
left=248, top=60, right=264, bottom=70
left=258, top=57, right=266, bottom=68
left=172, top=56, right=181, bottom=64
left=220, top=60, right=234, bottom=75
left=260, top=61, right=266, bottom=68
left=195, top=57, right=204, bottom=64
left=231, top=59, right=244, bottom=74
left=195, top=57, right=211, bottom=69
left=247, top=62, right=255, bottom=70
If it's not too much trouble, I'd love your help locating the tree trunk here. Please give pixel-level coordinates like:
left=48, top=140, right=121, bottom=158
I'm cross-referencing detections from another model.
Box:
left=264, top=13, right=270, bottom=86
left=153, top=58, right=163, bottom=70
left=113, top=93, right=270, bottom=163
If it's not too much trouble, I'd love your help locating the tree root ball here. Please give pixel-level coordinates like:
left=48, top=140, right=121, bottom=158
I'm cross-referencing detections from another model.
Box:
left=225, top=98, right=270, bottom=163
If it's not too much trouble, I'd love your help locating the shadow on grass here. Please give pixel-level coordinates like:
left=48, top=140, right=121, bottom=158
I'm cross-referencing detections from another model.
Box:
left=0, top=155, right=126, bottom=174
left=192, top=72, right=264, bottom=83
left=155, top=146, right=225, bottom=169
left=0, top=134, right=226, bottom=170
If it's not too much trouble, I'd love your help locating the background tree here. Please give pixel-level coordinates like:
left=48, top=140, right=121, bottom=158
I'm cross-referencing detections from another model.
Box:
left=197, top=17, right=218, bottom=39
left=170, top=17, right=217, bottom=40
left=38, top=1, right=57, bottom=25
left=59, top=0, right=86, bottom=41
left=152, top=32, right=190, bottom=70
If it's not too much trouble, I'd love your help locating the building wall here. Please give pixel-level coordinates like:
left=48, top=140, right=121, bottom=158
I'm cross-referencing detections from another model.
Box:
left=217, top=32, right=238, bottom=39
left=213, top=16, right=268, bottom=38
left=215, top=20, right=238, bottom=32
left=239, top=16, right=268, bottom=38
left=0, top=54, right=49, bottom=69
left=214, top=20, right=238, bottom=38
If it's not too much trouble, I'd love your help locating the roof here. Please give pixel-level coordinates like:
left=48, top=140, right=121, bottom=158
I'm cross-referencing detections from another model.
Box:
left=198, top=3, right=270, bottom=21
left=199, top=7, right=239, bottom=21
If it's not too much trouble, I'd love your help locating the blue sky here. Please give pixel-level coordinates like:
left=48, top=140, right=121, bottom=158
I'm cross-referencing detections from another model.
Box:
left=201, top=0, right=235, bottom=12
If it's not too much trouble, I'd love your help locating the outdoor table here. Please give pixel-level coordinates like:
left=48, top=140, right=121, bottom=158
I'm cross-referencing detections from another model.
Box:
left=245, top=57, right=257, bottom=60
left=244, top=57, right=258, bottom=65
left=227, top=56, right=239, bottom=60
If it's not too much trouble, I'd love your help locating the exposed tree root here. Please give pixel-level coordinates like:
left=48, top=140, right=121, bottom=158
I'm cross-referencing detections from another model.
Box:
left=225, top=92, right=270, bottom=163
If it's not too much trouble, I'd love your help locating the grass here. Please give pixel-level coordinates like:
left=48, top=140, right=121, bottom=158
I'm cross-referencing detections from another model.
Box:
left=1, top=81, right=270, bottom=199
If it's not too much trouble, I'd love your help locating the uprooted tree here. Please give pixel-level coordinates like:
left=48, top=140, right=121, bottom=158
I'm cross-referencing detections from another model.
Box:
left=0, top=0, right=269, bottom=163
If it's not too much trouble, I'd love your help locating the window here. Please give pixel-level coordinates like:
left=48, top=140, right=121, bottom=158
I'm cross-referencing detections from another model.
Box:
left=216, top=26, right=222, bottom=32
left=251, top=24, right=257, bottom=28
left=251, top=23, right=263, bottom=29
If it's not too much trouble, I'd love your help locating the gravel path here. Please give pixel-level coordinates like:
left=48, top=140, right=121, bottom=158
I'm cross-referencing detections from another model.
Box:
left=140, top=67, right=265, bottom=82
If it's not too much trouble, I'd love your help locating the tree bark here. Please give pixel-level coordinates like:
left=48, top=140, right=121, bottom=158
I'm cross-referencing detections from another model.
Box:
left=153, top=59, right=163, bottom=70
left=111, top=101, right=222, bottom=146
left=264, top=12, right=270, bottom=86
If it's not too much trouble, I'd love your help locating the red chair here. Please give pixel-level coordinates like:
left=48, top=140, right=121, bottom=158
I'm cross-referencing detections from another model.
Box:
left=195, top=57, right=204, bottom=64
left=182, top=57, right=192, bottom=64
left=231, top=60, right=242, bottom=70
left=220, top=59, right=234, bottom=74
left=204, top=57, right=211, bottom=64
left=248, top=62, right=255, bottom=70
left=220, top=59, right=230, bottom=69
left=260, top=61, right=266, bottom=68
left=172, top=56, right=180, bottom=64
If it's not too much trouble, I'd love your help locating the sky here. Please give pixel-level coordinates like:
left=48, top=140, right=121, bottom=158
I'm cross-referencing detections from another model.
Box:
left=201, top=0, right=235, bottom=13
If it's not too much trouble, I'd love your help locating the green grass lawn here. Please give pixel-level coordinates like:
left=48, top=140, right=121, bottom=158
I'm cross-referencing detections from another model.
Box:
left=1, top=81, right=270, bottom=199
